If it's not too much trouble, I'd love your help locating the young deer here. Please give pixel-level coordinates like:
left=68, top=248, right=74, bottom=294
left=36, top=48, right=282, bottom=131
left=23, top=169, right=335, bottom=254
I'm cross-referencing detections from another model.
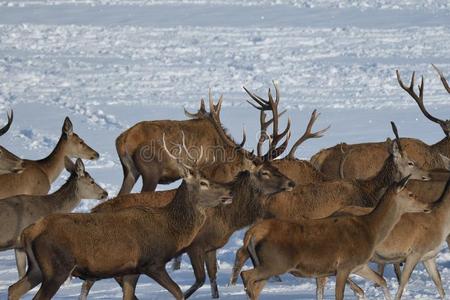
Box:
left=231, top=176, right=433, bottom=300
left=0, top=110, right=25, bottom=175
left=0, top=157, right=107, bottom=278
left=8, top=135, right=233, bottom=300
left=0, top=117, right=99, bottom=199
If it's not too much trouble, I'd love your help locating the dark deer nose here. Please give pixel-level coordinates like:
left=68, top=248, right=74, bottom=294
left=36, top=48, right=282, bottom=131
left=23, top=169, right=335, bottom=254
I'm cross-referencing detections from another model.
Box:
left=101, top=191, right=108, bottom=199
left=91, top=152, right=100, bottom=160
left=288, top=181, right=296, bottom=189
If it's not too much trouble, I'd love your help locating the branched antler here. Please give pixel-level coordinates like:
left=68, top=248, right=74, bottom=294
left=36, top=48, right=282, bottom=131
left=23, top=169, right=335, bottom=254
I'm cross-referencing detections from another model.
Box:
left=397, top=69, right=450, bottom=137
left=287, top=110, right=330, bottom=159
left=244, top=82, right=291, bottom=161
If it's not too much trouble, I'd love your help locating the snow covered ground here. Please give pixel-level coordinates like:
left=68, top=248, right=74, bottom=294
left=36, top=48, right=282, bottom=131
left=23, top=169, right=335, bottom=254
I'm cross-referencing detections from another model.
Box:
left=0, top=0, right=450, bottom=299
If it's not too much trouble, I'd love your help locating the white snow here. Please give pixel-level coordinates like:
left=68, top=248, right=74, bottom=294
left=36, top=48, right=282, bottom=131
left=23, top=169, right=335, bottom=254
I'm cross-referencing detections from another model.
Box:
left=0, top=0, right=450, bottom=299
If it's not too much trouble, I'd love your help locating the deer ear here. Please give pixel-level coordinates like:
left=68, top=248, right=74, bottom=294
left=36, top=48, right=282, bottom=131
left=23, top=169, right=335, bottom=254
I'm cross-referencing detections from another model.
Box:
left=439, top=153, right=450, bottom=171
left=64, top=156, right=76, bottom=173
left=75, top=158, right=85, bottom=176
left=63, top=117, right=73, bottom=136
left=389, top=139, right=401, bottom=158
left=396, top=174, right=411, bottom=193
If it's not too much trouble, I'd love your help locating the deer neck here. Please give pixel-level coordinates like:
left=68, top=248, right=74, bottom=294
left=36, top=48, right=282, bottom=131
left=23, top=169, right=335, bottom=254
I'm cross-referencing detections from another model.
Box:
left=167, top=182, right=206, bottom=234
left=36, top=134, right=69, bottom=184
left=218, top=172, right=265, bottom=230
left=43, top=174, right=81, bottom=213
left=364, top=190, right=402, bottom=246
left=358, top=156, right=395, bottom=204
left=432, top=137, right=450, bottom=158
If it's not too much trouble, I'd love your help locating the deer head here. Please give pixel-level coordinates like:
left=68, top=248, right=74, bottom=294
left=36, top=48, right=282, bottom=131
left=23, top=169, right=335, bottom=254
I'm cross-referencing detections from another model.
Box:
left=64, top=157, right=107, bottom=200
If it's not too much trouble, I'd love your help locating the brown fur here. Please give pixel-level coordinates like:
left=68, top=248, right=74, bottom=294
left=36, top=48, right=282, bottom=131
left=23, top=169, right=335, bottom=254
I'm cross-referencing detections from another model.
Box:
left=231, top=179, right=433, bottom=300
left=115, top=101, right=254, bottom=194
left=8, top=168, right=233, bottom=300
left=0, top=117, right=99, bottom=199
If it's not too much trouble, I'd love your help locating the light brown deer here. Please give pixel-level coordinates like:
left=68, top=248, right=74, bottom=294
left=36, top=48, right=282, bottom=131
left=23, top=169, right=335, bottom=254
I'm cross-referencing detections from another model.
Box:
left=114, top=91, right=287, bottom=194
left=325, top=172, right=450, bottom=300
left=264, top=122, right=431, bottom=223
left=311, top=65, right=450, bottom=180
left=0, top=111, right=25, bottom=175
left=0, top=117, right=99, bottom=199
left=231, top=176, right=434, bottom=300
left=0, top=157, right=107, bottom=278
left=7, top=135, right=236, bottom=300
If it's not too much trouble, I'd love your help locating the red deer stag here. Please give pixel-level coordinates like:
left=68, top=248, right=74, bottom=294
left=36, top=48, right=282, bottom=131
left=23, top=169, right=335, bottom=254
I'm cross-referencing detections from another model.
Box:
left=8, top=135, right=234, bottom=300
left=311, top=65, right=450, bottom=180
left=115, top=91, right=259, bottom=194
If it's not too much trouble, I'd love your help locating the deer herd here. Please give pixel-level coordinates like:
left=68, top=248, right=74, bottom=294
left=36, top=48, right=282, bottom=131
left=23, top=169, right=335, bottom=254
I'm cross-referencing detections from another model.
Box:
left=0, top=65, right=449, bottom=300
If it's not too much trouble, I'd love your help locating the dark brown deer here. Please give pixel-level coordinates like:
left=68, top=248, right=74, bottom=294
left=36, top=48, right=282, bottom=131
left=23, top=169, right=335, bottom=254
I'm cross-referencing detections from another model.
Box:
left=8, top=135, right=234, bottom=300
left=0, top=117, right=99, bottom=199
left=231, top=176, right=434, bottom=300
left=79, top=152, right=295, bottom=300
left=0, top=110, right=25, bottom=175
left=311, top=65, right=450, bottom=180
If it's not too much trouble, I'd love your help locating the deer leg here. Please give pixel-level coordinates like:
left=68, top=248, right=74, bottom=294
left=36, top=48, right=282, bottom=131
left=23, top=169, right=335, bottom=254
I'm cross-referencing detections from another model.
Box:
left=347, top=278, right=365, bottom=299
left=335, top=269, right=351, bottom=300
left=117, top=158, right=140, bottom=196
left=230, top=245, right=250, bottom=285
left=8, top=266, right=42, bottom=300
left=33, top=273, right=69, bottom=300
left=184, top=248, right=206, bottom=299
left=171, top=255, right=182, bottom=271
left=146, top=267, right=183, bottom=300
left=79, top=280, right=95, bottom=300
left=122, top=275, right=140, bottom=300
left=205, top=250, right=219, bottom=298
left=394, top=255, right=420, bottom=300
left=15, top=249, right=27, bottom=279
left=241, top=268, right=272, bottom=300
left=354, top=264, right=391, bottom=300
left=423, top=258, right=445, bottom=299
left=394, top=263, right=402, bottom=283
left=316, top=277, right=327, bottom=300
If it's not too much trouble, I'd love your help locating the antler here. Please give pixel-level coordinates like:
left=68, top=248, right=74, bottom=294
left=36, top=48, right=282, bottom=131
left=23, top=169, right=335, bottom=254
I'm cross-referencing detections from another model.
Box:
left=244, top=81, right=291, bottom=161
left=206, top=90, right=247, bottom=150
left=396, top=69, right=450, bottom=137
left=287, top=109, right=330, bottom=159
left=162, top=132, right=204, bottom=170
left=390, top=121, right=404, bottom=155
left=432, top=64, right=450, bottom=94
left=184, top=98, right=208, bottom=119
left=0, top=110, right=13, bottom=136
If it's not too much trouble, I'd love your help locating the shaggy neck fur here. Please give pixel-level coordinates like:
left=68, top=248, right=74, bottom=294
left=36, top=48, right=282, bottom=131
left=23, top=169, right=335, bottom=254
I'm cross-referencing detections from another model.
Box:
left=356, top=155, right=397, bottom=206
left=214, top=171, right=265, bottom=230
left=166, top=181, right=206, bottom=235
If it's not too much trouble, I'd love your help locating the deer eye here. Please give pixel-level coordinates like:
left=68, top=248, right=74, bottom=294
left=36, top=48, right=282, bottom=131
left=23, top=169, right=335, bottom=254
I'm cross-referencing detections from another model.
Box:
left=408, top=192, right=414, bottom=197
left=408, top=162, right=414, bottom=166
left=200, top=180, right=209, bottom=187
left=261, top=170, right=270, bottom=176
left=90, top=180, right=94, bottom=184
